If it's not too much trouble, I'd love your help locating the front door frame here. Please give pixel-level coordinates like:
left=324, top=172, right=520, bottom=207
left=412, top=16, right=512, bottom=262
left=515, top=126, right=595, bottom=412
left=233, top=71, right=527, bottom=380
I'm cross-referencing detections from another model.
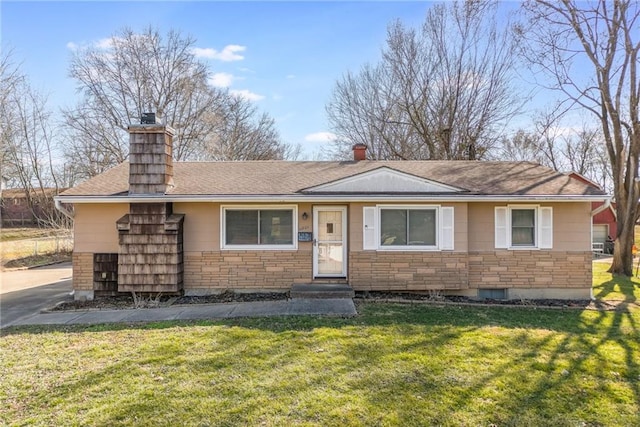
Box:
left=312, top=206, right=348, bottom=278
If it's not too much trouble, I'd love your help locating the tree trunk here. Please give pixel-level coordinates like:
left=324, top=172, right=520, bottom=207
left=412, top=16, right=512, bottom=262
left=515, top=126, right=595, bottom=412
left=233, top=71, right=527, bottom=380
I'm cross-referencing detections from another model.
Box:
left=609, top=221, right=635, bottom=276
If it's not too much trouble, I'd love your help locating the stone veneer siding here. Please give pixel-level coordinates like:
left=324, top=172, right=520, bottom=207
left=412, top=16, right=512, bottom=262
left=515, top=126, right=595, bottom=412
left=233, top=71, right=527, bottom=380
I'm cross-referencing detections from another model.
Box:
left=74, top=249, right=592, bottom=296
left=349, top=251, right=469, bottom=291
left=468, top=250, right=592, bottom=289
left=184, top=250, right=312, bottom=290
left=72, top=252, right=94, bottom=291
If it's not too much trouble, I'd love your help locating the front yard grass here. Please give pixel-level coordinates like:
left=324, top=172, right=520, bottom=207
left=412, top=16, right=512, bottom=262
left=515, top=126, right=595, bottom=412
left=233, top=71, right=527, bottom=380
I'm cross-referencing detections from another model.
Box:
left=2, top=299, right=639, bottom=426
left=593, top=261, right=640, bottom=305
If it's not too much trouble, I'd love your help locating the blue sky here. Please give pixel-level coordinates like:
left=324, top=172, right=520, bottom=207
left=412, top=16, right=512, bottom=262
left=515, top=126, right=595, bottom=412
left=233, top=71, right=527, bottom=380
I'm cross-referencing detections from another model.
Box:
left=3, top=1, right=451, bottom=157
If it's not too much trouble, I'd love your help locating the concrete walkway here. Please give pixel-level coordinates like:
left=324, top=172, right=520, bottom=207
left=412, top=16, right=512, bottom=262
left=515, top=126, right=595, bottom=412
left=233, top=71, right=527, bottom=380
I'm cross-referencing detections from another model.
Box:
left=2, top=298, right=358, bottom=328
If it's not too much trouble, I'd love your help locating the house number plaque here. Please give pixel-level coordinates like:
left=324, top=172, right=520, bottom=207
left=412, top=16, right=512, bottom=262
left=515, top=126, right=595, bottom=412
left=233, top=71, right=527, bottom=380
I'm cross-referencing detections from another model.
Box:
left=298, top=232, right=312, bottom=242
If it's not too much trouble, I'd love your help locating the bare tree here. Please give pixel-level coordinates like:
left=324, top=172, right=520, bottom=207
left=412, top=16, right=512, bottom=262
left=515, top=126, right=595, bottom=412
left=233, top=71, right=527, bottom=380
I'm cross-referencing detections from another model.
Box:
left=327, top=0, right=522, bottom=160
left=203, top=93, right=289, bottom=161
left=496, top=130, right=546, bottom=163
left=520, top=0, right=640, bottom=275
left=0, top=50, right=22, bottom=186
left=0, top=51, right=69, bottom=228
left=327, top=63, right=416, bottom=160
left=497, top=123, right=612, bottom=192
left=562, top=127, right=611, bottom=192
left=64, top=27, right=286, bottom=182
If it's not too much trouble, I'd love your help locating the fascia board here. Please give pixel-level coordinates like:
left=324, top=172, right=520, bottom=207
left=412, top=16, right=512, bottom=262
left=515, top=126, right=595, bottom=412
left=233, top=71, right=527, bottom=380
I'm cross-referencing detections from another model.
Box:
left=55, top=194, right=610, bottom=204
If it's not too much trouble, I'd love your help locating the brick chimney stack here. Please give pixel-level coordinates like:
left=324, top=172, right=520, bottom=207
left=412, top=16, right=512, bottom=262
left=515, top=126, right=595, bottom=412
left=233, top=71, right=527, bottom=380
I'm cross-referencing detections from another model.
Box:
left=352, top=143, right=367, bottom=161
left=128, top=113, right=175, bottom=195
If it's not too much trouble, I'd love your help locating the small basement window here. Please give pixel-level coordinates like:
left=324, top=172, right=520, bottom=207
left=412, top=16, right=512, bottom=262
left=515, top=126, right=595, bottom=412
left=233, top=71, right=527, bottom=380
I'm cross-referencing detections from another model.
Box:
left=478, top=288, right=507, bottom=300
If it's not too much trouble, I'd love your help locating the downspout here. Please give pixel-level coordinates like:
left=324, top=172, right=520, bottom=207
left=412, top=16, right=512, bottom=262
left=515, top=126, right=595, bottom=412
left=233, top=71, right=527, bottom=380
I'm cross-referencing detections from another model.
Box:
left=54, top=197, right=74, bottom=220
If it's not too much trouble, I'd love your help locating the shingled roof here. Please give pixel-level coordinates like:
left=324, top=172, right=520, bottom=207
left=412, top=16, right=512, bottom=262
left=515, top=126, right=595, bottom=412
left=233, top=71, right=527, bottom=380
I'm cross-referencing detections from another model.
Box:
left=59, top=160, right=605, bottom=198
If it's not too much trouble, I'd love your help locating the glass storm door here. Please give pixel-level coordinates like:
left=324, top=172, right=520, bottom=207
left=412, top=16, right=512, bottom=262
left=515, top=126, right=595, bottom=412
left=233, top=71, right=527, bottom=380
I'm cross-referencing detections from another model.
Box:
left=313, top=207, right=347, bottom=278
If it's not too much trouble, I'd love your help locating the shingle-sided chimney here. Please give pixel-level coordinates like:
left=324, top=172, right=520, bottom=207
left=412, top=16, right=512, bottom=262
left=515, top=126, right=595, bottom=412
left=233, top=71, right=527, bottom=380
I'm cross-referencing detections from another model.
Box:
left=128, top=113, right=175, bottom=195
left=352, top=143, right=367, bottom=161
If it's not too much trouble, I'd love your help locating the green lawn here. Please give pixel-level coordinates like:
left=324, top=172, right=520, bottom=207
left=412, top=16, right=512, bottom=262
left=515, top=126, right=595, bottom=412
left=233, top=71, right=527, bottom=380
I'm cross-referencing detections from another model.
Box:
left=593, top=261, right=640, bottom=304
left=0, top=227, right=58, bottom=242
left=2, top=267, right=639, bottom=426
left=1, top=228, right=72, bottom=267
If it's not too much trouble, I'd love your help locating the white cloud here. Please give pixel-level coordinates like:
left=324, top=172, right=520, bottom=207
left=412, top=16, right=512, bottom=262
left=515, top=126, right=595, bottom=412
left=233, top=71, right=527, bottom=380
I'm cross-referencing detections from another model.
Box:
left=230, top=89, right=264, bottom=101
left=192, top=45, right=246, bottom=61
left=95, top=38, right=116, bottom=49
left=66, top=37, right=119, bottom=51
left=209, top=72, right=235, bottom=88
left=286, top=74, right=296, bottom=79
left=304, top=132, right=337, bottom=143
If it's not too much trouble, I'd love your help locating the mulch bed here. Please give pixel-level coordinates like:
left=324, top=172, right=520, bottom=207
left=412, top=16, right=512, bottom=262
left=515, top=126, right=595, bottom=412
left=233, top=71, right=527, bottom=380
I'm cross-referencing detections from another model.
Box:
left=48, top=289, right=625, bottom=312
left=355, top=291, right=592, bottom=308
left=51, top=291, right=289, bottom=311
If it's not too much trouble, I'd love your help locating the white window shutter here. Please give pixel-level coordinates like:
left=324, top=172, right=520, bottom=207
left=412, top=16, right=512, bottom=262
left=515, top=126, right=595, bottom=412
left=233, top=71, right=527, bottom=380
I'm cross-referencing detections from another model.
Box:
left=363, top=207, right=378, bottom=250
left=538, top=207, right=553, bottom=249
left=495, top=207, right=509, bottom=248
left=439, top=206, right=454, bottom=250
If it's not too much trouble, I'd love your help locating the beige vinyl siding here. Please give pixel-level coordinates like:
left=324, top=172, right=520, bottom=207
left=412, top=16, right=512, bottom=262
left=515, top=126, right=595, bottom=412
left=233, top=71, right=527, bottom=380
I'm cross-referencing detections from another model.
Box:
left=552, top=202, right=592, bottom=251
left=74, top=203, right=128, bottom=253
left=174, top=202, right=219, bottom=252
left=468, top=202, right=591, bottom=252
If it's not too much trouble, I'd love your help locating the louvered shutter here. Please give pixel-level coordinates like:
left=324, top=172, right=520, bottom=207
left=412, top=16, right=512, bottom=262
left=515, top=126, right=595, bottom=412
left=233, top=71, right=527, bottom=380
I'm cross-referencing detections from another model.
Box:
left=440, top=207, right=454, bottom=250
left=495, top=207, right=509, bottom=249
left=538, top=207, right=553, bottom=249
left=363, top=207, right=378, bottom=250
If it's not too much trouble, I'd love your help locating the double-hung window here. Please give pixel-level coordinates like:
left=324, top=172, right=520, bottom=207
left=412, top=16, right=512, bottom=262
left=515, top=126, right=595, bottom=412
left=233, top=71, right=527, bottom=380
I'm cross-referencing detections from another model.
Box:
left=363, top=205, right=454, bottom=251
left=222, top=206, right=296, bottom=250
left=511, top=208, right=536, bottom=246
left=380, top=207, right=437, bottom=248
left=495, top=205, right=553, bottom=249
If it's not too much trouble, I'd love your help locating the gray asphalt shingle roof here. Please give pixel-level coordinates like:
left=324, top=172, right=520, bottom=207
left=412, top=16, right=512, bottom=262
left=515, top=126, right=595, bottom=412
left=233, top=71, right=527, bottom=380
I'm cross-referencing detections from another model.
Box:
left=59, top=160, right=605, bottom=197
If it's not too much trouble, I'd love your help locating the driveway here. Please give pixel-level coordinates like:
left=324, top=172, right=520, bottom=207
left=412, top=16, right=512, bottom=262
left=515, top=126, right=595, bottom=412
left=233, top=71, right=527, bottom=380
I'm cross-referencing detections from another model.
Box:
left=1, top=262, right=73, bottom=328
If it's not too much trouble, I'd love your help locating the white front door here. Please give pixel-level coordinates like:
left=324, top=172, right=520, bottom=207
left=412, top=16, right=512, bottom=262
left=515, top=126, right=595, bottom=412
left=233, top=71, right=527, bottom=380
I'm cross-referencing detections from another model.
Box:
left=313, top=206, right=347, bottom=278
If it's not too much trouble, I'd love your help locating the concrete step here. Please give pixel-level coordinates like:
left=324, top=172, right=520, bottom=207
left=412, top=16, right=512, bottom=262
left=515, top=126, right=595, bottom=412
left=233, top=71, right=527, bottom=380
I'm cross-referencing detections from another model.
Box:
left=290, top=283, right=355, bottom=299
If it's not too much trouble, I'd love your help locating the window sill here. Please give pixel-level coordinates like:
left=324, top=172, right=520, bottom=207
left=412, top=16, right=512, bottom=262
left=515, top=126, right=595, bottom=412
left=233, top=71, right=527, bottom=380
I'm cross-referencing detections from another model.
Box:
left=377, top=246, right=441, bottom=252
left=222, top=245, right=298, bottom=251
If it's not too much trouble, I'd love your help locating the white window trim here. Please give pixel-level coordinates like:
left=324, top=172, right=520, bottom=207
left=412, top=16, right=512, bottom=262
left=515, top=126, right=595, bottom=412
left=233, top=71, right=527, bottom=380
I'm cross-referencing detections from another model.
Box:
left=221, top=205, right=298, bottom=250
left=376, top=205, right=441, bottom=251
left=498, top=204, right=553, bottom=250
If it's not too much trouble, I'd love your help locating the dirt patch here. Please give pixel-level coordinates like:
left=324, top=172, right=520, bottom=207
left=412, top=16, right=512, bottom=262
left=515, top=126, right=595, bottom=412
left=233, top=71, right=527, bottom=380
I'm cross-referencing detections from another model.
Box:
left=177, top=291, right=289, bottom=304
left=355, top=291, right=591, bottom=308
left=3, top=252, right=71, bottom=269
left=355, top=291, right=639, bottom=311
left=51, top=291, right=289, bottom=311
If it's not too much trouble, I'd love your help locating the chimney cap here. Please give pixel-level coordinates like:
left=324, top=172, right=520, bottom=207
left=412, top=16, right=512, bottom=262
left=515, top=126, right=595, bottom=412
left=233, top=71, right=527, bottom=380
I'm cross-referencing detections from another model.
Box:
left=141, top=112, right=157, bottom=124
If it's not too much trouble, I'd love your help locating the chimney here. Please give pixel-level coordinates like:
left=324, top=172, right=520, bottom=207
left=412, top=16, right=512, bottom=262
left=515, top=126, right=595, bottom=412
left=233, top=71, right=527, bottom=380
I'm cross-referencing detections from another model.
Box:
left=352, top=143, right=367, bottom=161
left=128, top=113, right=175, bottom=195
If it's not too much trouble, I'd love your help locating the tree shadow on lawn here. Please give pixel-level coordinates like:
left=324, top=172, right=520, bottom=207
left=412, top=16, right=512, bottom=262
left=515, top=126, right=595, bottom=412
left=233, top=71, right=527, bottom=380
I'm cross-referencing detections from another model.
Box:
left=3, top=303, right=639, bottom=425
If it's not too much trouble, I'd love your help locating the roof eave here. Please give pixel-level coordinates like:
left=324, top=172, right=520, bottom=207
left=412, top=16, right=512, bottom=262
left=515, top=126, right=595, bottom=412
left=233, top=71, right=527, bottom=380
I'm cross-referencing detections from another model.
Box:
left=55, top=194, right=611, bottom=204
